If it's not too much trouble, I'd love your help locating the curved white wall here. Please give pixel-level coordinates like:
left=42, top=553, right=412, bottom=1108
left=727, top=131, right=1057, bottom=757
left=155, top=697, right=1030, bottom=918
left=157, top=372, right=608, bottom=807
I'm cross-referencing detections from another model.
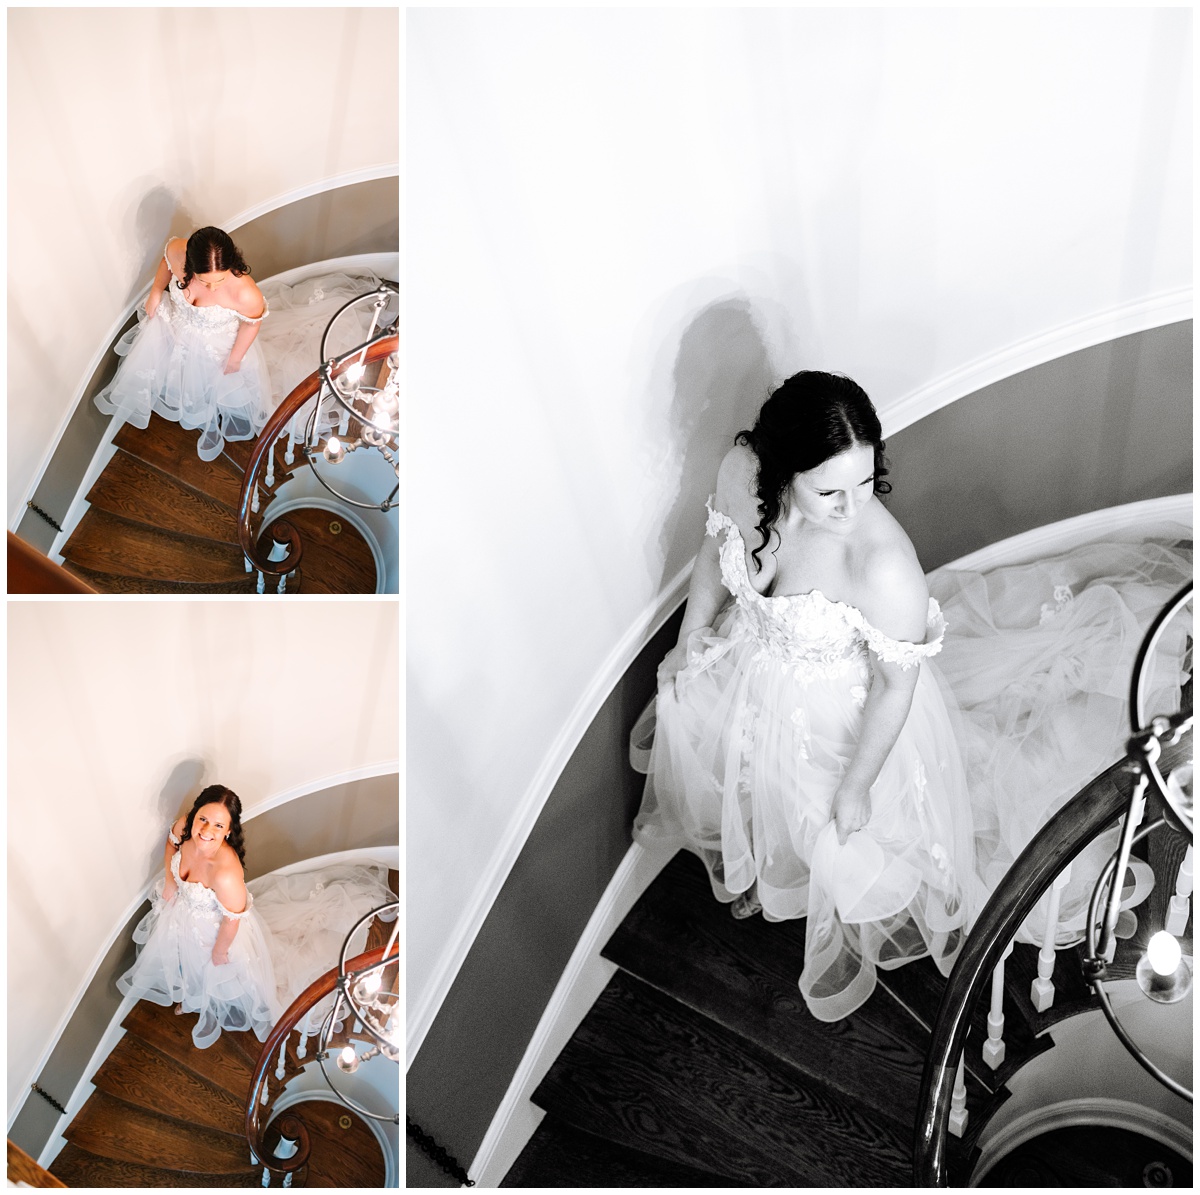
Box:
left=7, top=602, right=399, bottom=1113
left=7, top=7, right=399, bottom=523
left=407, top=8, right=1192, bottom=1049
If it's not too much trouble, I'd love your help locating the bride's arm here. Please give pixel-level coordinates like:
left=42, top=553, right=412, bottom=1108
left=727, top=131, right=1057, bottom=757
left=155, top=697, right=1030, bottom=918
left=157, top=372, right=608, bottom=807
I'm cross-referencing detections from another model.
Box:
left=162, top=816, right=186, bottom=901
left=210, top=869, right=248, bottom=965
left=223, top=280, right=267, bottom=374
left=830, top=551, right=929, bottom=844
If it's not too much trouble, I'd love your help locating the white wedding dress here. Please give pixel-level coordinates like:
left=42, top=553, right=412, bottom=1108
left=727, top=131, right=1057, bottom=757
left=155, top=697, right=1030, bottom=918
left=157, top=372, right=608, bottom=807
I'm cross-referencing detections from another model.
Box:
left=633, top=498, right=1191, bottom=1022
left=94, top=246, right=390, bottom=461
left=117, top=851, right=395, bottom=1050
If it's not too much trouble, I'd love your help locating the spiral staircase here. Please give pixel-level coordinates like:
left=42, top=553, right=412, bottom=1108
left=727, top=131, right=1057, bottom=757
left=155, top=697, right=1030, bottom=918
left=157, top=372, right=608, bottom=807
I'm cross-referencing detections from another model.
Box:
left=46, top=870, right=398, bottom=1188
left=57, top=414, right=377, bottom=594
left=500, top=813, right=1191, bottom=1187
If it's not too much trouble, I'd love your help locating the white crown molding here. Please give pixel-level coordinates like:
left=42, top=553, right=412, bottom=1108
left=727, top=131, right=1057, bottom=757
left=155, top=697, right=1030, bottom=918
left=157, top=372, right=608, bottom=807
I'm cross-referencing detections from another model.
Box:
left=881, top=288, right=1192, bottom=436
left=405, top=562, right=692, bottom=1067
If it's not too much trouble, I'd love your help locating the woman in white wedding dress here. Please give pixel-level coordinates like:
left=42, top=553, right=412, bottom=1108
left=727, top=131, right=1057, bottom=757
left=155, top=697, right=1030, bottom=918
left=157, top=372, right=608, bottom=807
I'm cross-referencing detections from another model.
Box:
left=95, top=227, right=272, bottom=461
left=635, top=372, right=978, bottom=1022
left=633, top=370, right=1191, bottom=1023
left=118, top=785, right=395, bottom=1050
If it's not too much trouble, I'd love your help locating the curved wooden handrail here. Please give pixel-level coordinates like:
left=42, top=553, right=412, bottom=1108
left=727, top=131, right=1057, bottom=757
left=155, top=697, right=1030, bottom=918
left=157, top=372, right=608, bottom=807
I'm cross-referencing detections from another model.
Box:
left=245, top=944, right=391, bottom=1177
left=7, top=533, right=96, bottom=594
left=237, top=334, right=398, bottom=575
left=912, top=737, right=1190, bottom=1186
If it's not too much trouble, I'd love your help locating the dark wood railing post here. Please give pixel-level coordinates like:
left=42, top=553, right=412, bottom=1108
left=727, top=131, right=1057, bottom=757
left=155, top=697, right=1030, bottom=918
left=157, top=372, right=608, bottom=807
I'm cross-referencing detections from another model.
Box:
left=237, top=335, right=398, bottom=578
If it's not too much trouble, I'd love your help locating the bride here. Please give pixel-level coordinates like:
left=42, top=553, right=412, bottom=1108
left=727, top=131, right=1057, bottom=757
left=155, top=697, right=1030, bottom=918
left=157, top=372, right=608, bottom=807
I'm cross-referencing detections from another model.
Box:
left=118, top=785, right=394, bottom=1050
left=95, top=227, right=272, bottom=462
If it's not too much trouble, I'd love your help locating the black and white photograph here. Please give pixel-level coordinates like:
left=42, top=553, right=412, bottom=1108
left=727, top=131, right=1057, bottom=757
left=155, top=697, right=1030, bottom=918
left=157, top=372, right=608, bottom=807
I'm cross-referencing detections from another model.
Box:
left=407, top=7, right=1192, bottom=1188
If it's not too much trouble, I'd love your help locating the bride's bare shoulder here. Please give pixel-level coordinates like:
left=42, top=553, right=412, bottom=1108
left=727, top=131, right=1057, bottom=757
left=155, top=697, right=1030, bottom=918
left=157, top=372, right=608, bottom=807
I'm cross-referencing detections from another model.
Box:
left=714, top=443, right=759, bottom=525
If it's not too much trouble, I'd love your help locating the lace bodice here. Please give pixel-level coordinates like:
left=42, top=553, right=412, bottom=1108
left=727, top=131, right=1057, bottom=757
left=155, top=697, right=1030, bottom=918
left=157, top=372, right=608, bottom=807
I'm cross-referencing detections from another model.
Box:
left=170, top=850, right=253, bottom=922
left=157, top=240, right=267, bottom=352
left=705, top=498, right=945, bottom=679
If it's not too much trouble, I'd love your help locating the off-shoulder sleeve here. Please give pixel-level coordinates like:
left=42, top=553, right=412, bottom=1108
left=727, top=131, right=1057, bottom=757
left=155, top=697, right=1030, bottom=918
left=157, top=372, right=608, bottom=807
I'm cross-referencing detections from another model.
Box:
left=168, top=829, right=181, bottom=846
left=215, top=890, right=254, bottom=920
left=856, top=599, right=947, bottom=669
left=233, top=299, right=268, bottom=324
left=705, top=494, right=735, bottom=538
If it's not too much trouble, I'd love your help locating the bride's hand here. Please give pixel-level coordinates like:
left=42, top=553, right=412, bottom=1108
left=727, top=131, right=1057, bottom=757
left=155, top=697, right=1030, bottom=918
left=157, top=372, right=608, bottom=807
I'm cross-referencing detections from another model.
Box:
left=162, top=877, right=177, bottom=903
left=211, top=945, right=230, bottom=966
left=145, top=292, right=161, bottom=319
left=831, top=784, right=872, bottom=845
left=223, top=357, right=242, bottom=375
left=657, top=642, right=690, bottom=691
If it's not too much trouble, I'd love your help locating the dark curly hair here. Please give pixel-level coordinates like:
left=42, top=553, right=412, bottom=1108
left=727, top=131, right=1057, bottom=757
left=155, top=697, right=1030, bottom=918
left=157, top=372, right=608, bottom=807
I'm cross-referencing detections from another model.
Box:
left=178, top=227, right=251, bottom=291
left=734, top=371, right=891, bottom=572
left=180, top=784, right=247, bottom=869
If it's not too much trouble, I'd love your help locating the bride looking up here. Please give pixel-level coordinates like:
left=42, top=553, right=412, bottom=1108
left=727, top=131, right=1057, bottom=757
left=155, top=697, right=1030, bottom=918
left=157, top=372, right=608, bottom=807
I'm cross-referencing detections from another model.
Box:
left=633, top=371, right=977, bottom=1023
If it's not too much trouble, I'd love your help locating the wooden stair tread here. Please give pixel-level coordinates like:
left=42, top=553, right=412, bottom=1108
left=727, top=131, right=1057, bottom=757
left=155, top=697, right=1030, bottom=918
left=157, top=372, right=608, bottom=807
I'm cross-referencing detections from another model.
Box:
left=63, top=1090, right=255, bottom=1173
left=603, top=850, right=936, bottom=1126
left=502, top=1115, right=745, bottom=1188
left=122, top=999, right=255, bottom=1100
left=262, top=507, right=377, bottom=594
left=91, top=1032, right=247, bottom=1137
left=49, top=1142, right=261, bottom=1188
left=62, top=561, right=259, bottom=594
left=86, top=448, right=239, bottom=541
left=531, top=969, right=911, bottom=1187
left=114, top=415, right=247, bottom=509
left=62, top=508, right=249, bottom=582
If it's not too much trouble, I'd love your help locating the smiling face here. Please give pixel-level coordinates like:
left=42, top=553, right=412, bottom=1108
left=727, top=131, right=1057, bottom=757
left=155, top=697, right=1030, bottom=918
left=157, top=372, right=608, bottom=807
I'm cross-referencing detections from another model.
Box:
left=788, top=443, right=877, bottom=533
left=192, top=802, right=231, bottom=851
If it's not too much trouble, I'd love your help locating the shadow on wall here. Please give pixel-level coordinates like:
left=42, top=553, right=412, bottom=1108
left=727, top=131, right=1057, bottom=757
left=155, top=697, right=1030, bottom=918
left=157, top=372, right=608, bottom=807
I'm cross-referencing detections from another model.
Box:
left=652, top=298, right=774, bottom=596
left=154, top=756, right=208, bottom=832
left=121, top=183, right=200, bottom=308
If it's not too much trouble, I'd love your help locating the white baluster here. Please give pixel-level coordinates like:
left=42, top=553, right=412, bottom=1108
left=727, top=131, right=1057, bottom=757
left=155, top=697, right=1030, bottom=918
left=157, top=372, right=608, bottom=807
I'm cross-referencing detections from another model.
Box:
left=1166, top=844, right=1194, bottom=936
left=277, top=574, right=287, bottom=595
left=265, top=439, right=276, bottom=489
left=285, top=425, right=296, bottom=466
left=948, top=1054, right=968, bottom=1138
left=244, top=554, right=253, bottom=574
left=353, top=1018, right=362, bottom=1034
left=1030, top=863, right=1072, bottom=1012
left=338, top=407, right=350, bottom=437
left=260, top=1074, right=269, bottom=1106
left=261, top=1166, right=270, bottom=1187
left=983, top=940, right=1015, bottom=1070
left=251, top=484, right=260, bottom=514
left=282, top=1175, right=293, bottom=1189
left=275, top=1038, right=288, bottom=1081
left=256, top=570, right=265, bottom=595
left=296, top=1012, right=309, bottom=1060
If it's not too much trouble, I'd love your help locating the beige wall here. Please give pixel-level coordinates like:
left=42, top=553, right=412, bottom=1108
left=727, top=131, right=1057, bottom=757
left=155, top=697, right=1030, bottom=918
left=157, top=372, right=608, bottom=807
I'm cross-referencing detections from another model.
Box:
left=8, top=7, right=399, bottom=522
left=7, top=601, right=399, bottom=1113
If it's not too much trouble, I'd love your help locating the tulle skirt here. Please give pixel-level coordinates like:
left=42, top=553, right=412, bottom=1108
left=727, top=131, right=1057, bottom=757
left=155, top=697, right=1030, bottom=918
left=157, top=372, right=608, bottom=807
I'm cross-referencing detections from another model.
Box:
left=95, top=308, right=272, bottom=462
left=633, top=522, right=1191, bottom=1019
left=118, top=862, right=395, bottom=1049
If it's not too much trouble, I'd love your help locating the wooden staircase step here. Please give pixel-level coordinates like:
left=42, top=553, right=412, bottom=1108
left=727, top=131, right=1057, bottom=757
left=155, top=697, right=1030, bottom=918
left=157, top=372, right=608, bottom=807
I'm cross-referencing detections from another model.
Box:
left=122, top=999, right=255, bottom=1100
left=114, top=415, right=247, bottom=509
left=49, top=1142, right=261, bottom=1188
left=502, top=1115, right=745, bottom=1188
left=603, top=850, right=935, bottom=1127
left=531, top=969, right=912, bottom=1187
left=293, top=1098, right=388, bottom=1188
left=61, top=508, right=249, bottom=583
left=259, top=507, right=377, bottom=594
left=62, top=1090, right=256, bottom=1174
left=90, top=1032, right=247, bottom=1137
left=62, top=561, right=259, bottom=594
left=85, top=449, right=239, bottom=541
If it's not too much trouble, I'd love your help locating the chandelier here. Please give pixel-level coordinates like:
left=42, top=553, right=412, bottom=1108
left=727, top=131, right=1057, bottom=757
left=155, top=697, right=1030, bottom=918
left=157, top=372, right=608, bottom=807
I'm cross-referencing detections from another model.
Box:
left=298, top=281, right=399, bottom=513
left=315, top=900, right=399, bottom=1121
left=1082, top=583, right=1192, bottom=1101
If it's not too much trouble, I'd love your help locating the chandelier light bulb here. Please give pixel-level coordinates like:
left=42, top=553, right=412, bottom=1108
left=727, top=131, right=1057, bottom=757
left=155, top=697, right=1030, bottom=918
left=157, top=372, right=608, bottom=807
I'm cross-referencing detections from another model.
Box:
left=323, top=436, right=345, bottom=464
left=1147, top=930, right=1182, bottom=977
left=337, top=1045, right=359, bottom=1074
left=344, top=361, right=365, bottom=388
